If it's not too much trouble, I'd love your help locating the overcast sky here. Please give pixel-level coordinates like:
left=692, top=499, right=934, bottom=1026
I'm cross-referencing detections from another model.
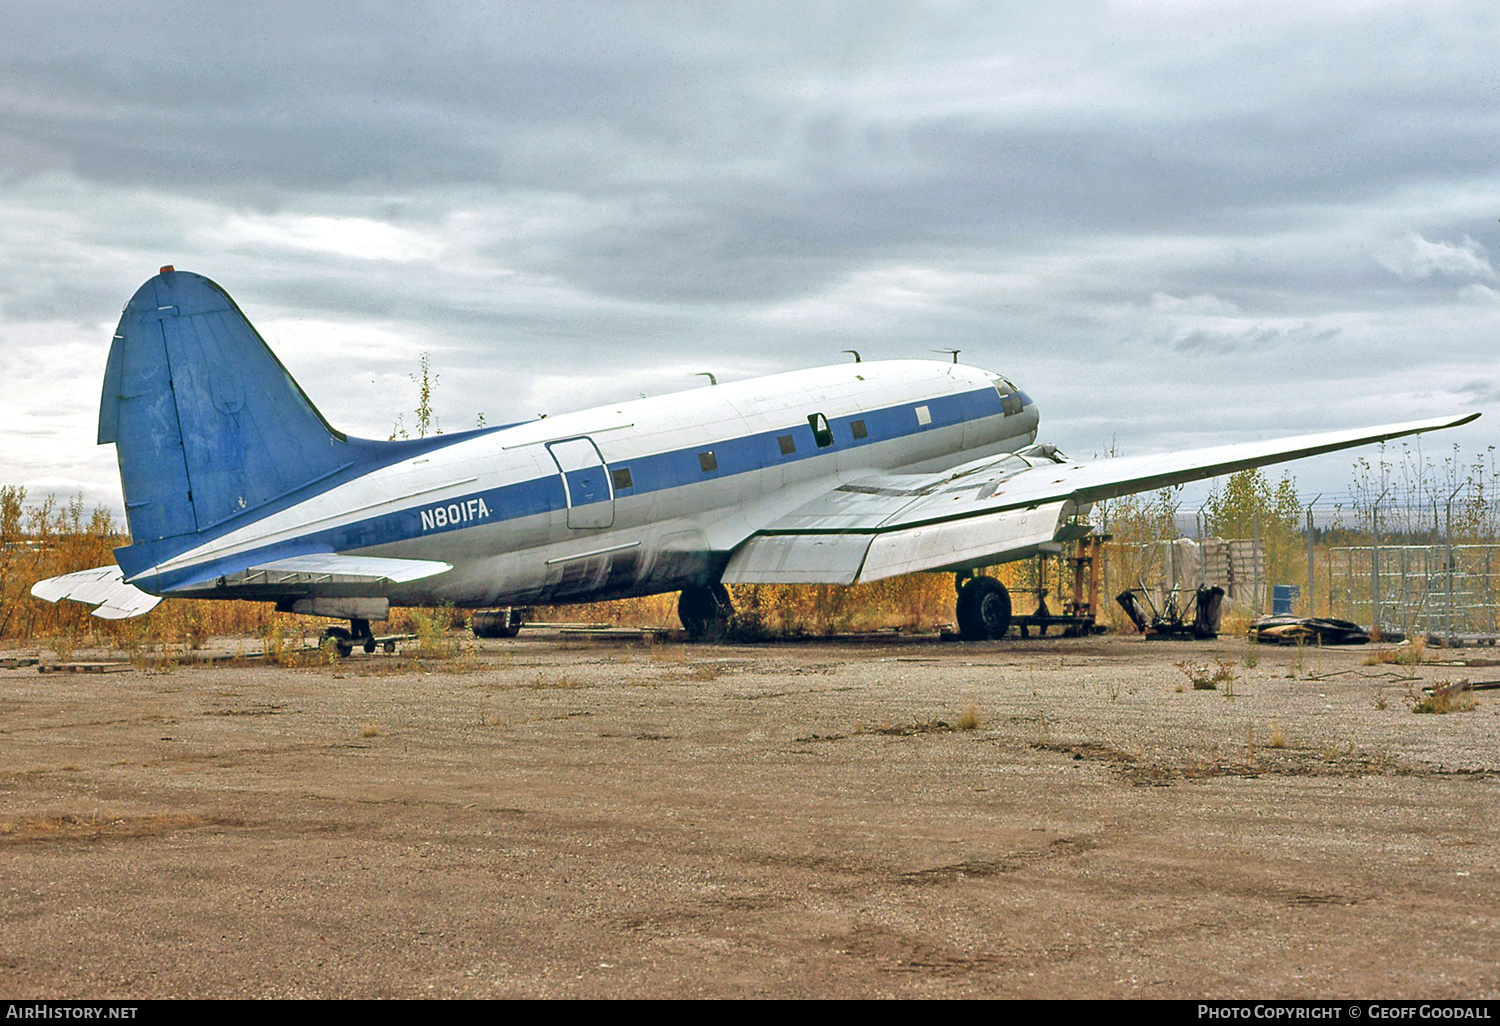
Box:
left=2, top=0, right=1496, bottom=519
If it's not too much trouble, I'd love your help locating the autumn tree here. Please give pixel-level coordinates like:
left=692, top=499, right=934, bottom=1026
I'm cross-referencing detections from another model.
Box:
left=1203, top=468, right=1303, bottom=594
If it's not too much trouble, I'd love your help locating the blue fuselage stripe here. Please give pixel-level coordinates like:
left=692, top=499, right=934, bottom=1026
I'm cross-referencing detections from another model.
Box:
left=156, top=385, right=1031, bottom=592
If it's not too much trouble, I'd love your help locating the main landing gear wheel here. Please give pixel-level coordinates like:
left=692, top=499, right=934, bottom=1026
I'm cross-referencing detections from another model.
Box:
left=956, top=577, right=1012, bottom=641
left=678, top=583, right=733, bottom=640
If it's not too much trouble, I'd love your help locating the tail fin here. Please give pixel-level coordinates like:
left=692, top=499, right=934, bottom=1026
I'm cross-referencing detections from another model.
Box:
left=100, top=268, right=350, bottom=544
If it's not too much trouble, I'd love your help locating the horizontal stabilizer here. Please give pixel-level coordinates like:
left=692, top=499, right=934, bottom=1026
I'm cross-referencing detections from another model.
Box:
left=162, top=552, right=456, bottom=594
left=31, top=566, right=163, bottom=619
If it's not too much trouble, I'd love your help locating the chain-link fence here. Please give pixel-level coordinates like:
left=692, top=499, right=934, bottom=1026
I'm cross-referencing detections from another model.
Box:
left=1327, top=543, right=1500, bottom=639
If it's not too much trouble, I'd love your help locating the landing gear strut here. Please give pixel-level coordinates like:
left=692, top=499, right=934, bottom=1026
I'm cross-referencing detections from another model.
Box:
left=322, top=618, right=377, bottom=657
left=678, top=583, right=733, bottom=639
left=955, top=575, right=1012, bottom=641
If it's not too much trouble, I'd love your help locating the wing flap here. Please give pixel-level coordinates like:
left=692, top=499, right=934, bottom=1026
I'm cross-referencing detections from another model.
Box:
left=859, top=501, right=1070, bottom=581
left=721, top=534, right=873, bottom=585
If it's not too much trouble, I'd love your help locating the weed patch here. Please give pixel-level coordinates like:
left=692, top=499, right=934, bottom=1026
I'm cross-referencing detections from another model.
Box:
left=1410, top=680, right=1479, bottom=714
left=530, top=673, right=586, bottom=690
left=1177, top=659, right=1237, bottom=691
left=1364, top=638, right=1427, bottom=674
left=409, top=606, right=461, bottom=659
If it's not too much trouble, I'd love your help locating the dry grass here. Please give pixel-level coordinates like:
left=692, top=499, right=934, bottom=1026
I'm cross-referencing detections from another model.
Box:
left=529, top=673, right=585, bottom=690
left=1364, top=637, right=1428, bottom=669
left=1177, top=659, right=1238, bottom=691
left=1410, top=680, right=1479, bottom=714
left=10, top=481, right=1494, bottom=656
left=649, top=643, right=688, bottom=663
left=533, top=577, right=972, bottom=636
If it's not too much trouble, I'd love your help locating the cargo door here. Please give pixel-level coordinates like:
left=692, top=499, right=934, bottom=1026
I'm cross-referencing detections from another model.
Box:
left=546, top=437, right=615, bottom=529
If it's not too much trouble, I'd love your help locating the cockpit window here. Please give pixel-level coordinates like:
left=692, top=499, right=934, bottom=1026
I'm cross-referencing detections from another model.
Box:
left=989, top=372, right=1023, bottom=416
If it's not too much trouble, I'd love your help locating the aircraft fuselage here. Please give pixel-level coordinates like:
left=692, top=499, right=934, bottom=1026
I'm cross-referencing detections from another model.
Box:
left=145, top=359, right=1037, bottom=608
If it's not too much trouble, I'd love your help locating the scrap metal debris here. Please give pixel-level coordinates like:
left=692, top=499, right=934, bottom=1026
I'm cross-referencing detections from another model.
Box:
left=1248, top=615, right=1370, bottom=646
left=1116, top=586, right=1225, bottom=640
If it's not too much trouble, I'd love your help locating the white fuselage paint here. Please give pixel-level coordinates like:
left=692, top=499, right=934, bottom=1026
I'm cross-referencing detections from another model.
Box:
left=144, top=360, right=1038, bottom=607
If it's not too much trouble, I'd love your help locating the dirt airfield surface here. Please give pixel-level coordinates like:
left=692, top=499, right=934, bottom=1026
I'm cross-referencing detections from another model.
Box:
left=2, top=629, right=1497, bottom=1000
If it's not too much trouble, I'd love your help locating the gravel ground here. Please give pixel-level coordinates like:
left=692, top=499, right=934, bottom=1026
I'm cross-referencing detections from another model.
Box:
left=1, top=631, right=1496, bottom=998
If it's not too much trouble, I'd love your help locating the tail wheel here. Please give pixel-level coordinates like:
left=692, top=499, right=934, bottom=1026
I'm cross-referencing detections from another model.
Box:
left=678, top=584, right=733, bottom=639
left=321, top=626, right=355, bottom=658
left=956, top=577, right=1012, bottom=641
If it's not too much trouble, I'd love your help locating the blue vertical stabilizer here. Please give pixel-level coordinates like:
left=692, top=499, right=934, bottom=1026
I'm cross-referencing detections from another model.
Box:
left=100, top=269, right=353, bottom=545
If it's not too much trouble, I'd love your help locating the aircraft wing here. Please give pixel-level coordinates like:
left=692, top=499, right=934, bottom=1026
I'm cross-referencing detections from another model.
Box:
left=30, top=565, right=163, bottom=619
left=722, top=412, right=1479, bottom=585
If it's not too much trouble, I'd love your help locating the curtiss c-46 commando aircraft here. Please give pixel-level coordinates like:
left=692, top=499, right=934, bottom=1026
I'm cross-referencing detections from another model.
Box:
left=33, top=268, right=1478, bottom=651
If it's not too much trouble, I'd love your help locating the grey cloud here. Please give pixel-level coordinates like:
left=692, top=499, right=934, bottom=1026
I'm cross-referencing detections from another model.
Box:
left=2, top=1, right=1498, bottom=506
left=1166, top=323, right=1340, bottom=355
left=1456, top=380, right=1500, bottom=407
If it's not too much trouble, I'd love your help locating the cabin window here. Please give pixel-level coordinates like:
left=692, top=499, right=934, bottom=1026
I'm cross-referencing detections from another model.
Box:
left=698, top=450, right=718, bottom=472
left=808, top=412, right=834, bottom=448
left=611, top=467, right=634, bottom=490
left=1001, top=393, right=1023, bottom=417
left=850, top=419, right=868, bottom=440
left=778, top=434, right=796, bottom=455
left=915, top=405, right=932, bottom=426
